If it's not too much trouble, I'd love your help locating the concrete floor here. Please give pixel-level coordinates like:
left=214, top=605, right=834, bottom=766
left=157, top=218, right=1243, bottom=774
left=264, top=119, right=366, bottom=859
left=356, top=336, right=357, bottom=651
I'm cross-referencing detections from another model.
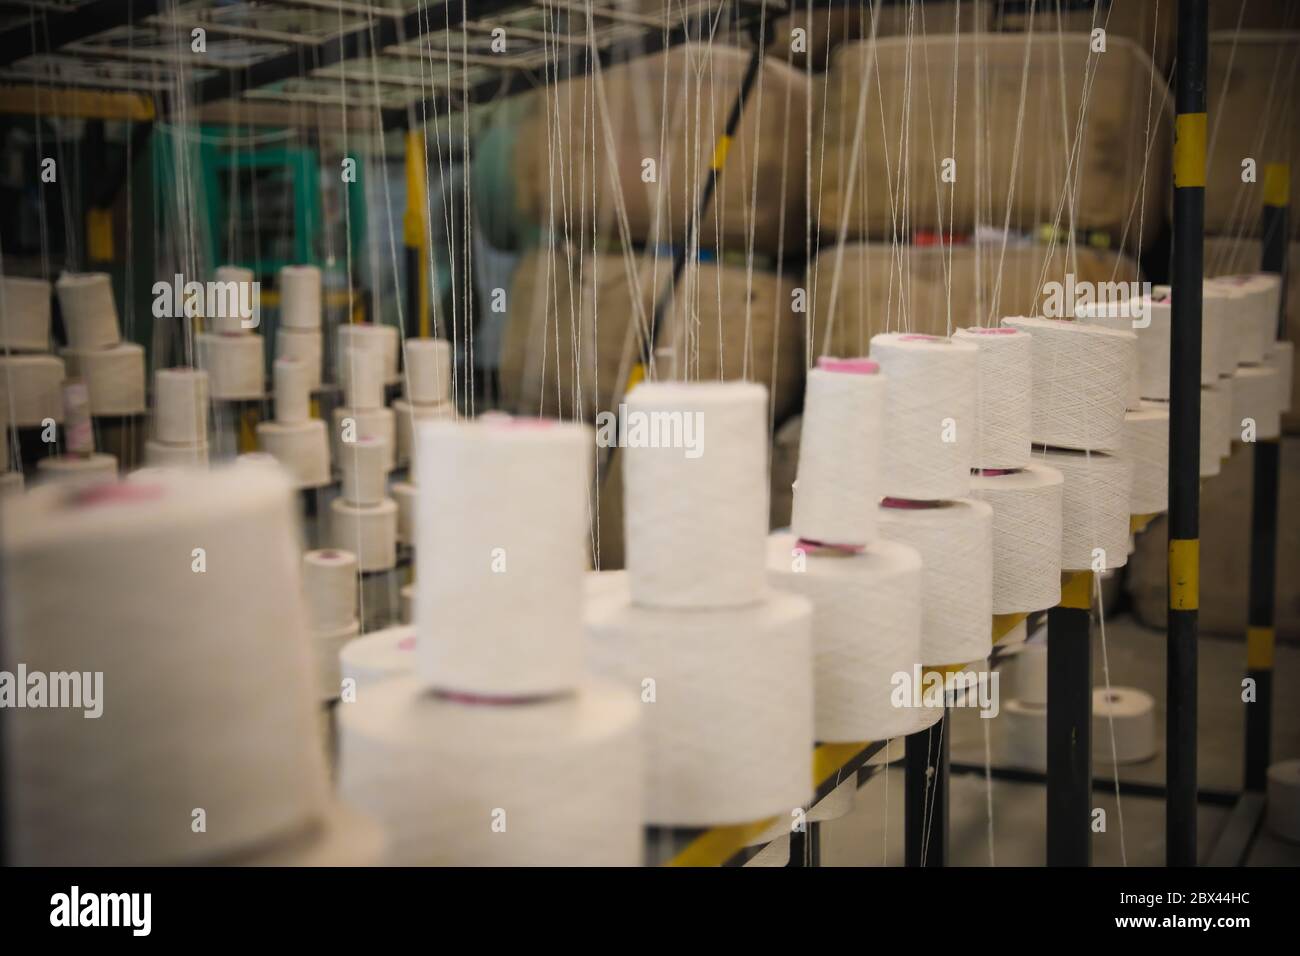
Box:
left=799, top=614, right=1300, bottom=866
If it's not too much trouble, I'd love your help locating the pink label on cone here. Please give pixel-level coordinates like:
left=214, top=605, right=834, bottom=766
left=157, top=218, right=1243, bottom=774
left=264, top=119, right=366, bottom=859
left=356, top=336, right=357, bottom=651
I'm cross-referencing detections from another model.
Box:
left=74, top=482, right=164, bottom=508
left=816, top=356, right=879, bottom=375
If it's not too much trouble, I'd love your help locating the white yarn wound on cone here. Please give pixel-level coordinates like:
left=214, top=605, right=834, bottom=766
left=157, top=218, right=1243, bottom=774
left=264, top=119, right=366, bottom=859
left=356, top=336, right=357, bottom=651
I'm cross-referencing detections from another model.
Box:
left=767, top=532, right=929, bottom=741
left=1033, top=448, right=1130, bottom=572
left=55, top=272, right=120, bottom=350
left=0, top=354, right=65, bottom=426
left=392, top=480, right=417, bottom=546
left=1186, top=389, right=1221, bottom=477
left=274, top=358, right=311, bottom=424
left=1000, top=699, right=1048, bottom=771
left=586, top=581, right=812, bottom=826
left=1092, top=687, right=1157, bottom=764
left=303, top=548, right=358, bottom=632
left=952, top=326, right=1033, bottom=469
left=330, top=497, right=397, bottom=573
left=338, top=323, right=400, bottom=385
left=876, top=498, right=993, bottom=666
left=0, top=276, right=51, bottom=351
left=417, top=417, right=590, bottom=696
left=791, top=358, right=884, bottom=546
left=331, top=405, right=395, bottom=472
left=340, top=347, right=384, bottom=411
left=313, top=620, right=359, bottom=704
left=339, top=435, right=388, bottom=506
left=1121, top=290, right=1173, bottom=400
left=1121, top=402, right=1169, bottom=515
left=61, top=343, right=146, bottom=416
left=623, top=381, right=768, bottom=609
left=276, top=327, right=322, bottom=389
left=211, top=265, right=257, bottom=335
left=1213, top=377, right=1236, bottom=457
left=197, top=331, right=264, bottom=400
left=1, top=466, right=331, bottom=865
left=1002, top=316, right=1133, bottom=450
left=1009, top=641, right=1047, bottom=705
left=1152, top=283, right=1230, bottom=385
left=35, top=452, right=118, bottom=488
left=279, top=265, right=321, bottom=330
left=1074, top=299, right=1144, bottom=409
left=1231, top=365, right=1282, bottom=441
left=340, top=625, right=416, bottom=686
left=1210, top=273, right=1279, bottom=364
left=1202, top=283, right=1244, bottom=377
left=338, top=675, right=642, bottom=865
left=403, top=337, right=452, bottom=404
left=968, top=465, right=1064, bottom=614
left=257, top=420, right=330, bottom=489
left=145, top=439, right=208, bottom=468
left=870, top=332, right=977, bottom=499
left=394, top=397, right=455, bottom=466
left=152, top=367, right=208, bottom=445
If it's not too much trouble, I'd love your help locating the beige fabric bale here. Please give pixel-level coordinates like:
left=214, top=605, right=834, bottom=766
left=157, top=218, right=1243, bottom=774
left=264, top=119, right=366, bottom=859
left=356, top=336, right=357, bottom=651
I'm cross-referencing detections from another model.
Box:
left=499, top=245, right=804, bottom=425
left=515, top=44, right=808, bottom=258
left=816, top=34, right=1170, bottom=250
left=808, top=241, right=1141, bottom=359
left=1205, top=32, right=1300, bottom=240
left=769, top=3, right=991, bottom=69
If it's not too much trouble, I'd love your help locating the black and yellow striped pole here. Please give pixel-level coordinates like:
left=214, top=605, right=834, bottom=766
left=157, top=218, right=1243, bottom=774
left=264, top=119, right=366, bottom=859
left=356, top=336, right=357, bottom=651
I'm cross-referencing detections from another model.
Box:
left=1167, top=0, right=1208, bottom=868
left=403, top=129, right=430, bottom=340
left=1046, top=571, right=1093, bottom=866
left=1245, top=163, right=1289, bottom=792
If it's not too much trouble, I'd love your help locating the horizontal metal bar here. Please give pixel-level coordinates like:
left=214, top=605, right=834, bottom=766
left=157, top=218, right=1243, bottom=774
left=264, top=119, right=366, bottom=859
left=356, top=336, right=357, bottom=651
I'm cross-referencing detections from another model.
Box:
left=465, top=19, right=587, bottom=46
left=62, top=41, right=252, bottom=71
left=948, top=762, right=1241, bottom=808
left=0, top=66, right=171, bottom=93
left=385, top=44, right=548, bottom=70
left=191, top=0, right=522, bottom=106
left=380, top=3, right=744, bottom=128
left=264, top=0, right=403, bottom=17
left=147, top=14, right=323, bottom=48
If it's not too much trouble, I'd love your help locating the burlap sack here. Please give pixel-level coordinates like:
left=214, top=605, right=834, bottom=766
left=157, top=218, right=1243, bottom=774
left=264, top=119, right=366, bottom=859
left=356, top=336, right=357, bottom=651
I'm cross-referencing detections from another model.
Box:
left=808, top=240, right=1142, bottom=358
left=514, top=44, right=809, bottom=258
left=816, top=34, right=1170, bottom=250
left=499, top=245, right=805, bottom=425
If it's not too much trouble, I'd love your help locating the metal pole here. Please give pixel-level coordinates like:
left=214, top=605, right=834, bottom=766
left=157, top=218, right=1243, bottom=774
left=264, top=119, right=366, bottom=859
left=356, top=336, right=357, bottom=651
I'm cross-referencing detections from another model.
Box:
left=1245, top=163, right=1290, bottom=792
left=1167, top=0, right=1209, bottom=868
left=905, top=708, right=948, bottom=866
left=1046, top=571, right=1092, bottom=866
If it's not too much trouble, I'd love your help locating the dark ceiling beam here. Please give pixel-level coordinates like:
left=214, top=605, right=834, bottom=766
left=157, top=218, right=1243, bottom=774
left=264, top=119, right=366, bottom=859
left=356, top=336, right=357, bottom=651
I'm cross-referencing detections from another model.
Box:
left=190, top=0, right=524, bottom=107
left=380, top=3, right=771, bottom=129
left=0, top=0, right=163, bottom=67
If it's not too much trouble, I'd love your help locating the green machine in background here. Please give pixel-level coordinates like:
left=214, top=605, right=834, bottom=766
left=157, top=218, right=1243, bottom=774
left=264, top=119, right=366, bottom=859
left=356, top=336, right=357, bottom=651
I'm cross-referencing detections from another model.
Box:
left=152, top=125, right=367, bottom=282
